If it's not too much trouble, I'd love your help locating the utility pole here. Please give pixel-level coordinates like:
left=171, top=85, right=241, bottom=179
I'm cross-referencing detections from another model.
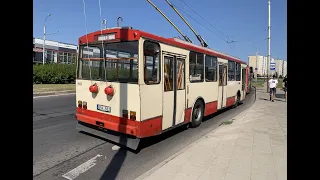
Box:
left=255, top=48, right=259, bottom=82
left=266, top=0, right=271, bottom=92
left=43, top=14, right=51, bottom=65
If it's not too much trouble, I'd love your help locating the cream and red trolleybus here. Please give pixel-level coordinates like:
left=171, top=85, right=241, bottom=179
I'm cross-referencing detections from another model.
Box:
left=75, top=27, right=251, bottom=150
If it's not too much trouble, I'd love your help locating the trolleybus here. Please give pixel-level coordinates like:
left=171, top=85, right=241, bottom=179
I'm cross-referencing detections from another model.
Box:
left=75, top=27, right=252, bottom=150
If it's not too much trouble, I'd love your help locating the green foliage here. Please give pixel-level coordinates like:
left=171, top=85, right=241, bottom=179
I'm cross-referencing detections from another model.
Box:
left=33, top=64, right=76, bottom=84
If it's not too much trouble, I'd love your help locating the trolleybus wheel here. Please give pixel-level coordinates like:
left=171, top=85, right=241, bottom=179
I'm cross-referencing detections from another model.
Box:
left=190, top=100, right=204, bottom=128
left=233, top=94, right=240, bottom=108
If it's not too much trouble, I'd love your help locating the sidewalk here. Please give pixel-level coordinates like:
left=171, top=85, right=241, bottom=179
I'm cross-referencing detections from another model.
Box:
left=136, top=89, right=287, bottom=180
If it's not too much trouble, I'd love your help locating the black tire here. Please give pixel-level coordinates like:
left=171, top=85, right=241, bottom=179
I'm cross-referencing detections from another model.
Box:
left=233, top=94, right=240, bottom=108
left=190, top=100, right=204, bottom=128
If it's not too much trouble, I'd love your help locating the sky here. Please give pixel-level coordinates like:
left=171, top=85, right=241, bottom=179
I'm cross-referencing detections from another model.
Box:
left=33, top=0, right=287, bottom=62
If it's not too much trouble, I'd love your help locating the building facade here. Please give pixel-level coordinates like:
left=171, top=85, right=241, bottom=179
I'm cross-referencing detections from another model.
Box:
left=33, top=38, right=78, bottom=64
left=248, top=55, right=282, bottom=77
left=275, top=59, right=287, bottom=77
left=283, top=60, right=287, bottom=77
left=248, top=55, right=268, bottom=76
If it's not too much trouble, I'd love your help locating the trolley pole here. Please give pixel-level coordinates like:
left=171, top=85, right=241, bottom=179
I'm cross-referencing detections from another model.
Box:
left=266, top=0, right=271, bottom=92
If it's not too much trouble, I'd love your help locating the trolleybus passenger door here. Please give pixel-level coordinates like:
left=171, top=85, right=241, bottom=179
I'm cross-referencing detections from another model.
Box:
left=218, top=64, right=227, bottom=109
left=162, top=54, right=186, bottom=130
left=242, top=68, right=246, bottom=99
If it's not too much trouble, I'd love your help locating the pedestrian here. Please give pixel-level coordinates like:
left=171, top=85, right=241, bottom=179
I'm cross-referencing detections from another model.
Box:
left=268, top=75, right=278, bottom=102
left=282, top=75, right=287, bottom=102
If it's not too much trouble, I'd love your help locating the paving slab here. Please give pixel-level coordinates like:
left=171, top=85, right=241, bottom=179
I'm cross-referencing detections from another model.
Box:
left=136, top=89, right=287, bottom=180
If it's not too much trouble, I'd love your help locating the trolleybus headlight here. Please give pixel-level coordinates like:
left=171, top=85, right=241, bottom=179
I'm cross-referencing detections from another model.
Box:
left=130, top=111, right=136, bottom=120
left=78, top=100, right=82, bottom=108
left=83, top=101, right=87, bottom=110
left=122, top=109, right=128, bottom=119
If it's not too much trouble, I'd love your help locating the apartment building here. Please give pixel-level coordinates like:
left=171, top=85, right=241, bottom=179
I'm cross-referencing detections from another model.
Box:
left=248, top=55, right=268, bottom=76
left=248, top=55, right=282, bottom=77
left=275, top=59, right=287, bottom=77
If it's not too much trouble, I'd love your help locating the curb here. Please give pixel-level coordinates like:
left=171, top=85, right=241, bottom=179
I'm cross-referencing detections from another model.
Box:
left=135, top=91, right=257, bottom=180
left=33, top=90, right=76, bottom=97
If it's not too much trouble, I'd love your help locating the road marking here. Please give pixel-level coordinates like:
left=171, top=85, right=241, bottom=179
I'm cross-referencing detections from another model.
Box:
left=112, top=145, right=121, bottom=151
left=62, top=154, right=103, bottom=180
left=33, top=93, right=75, bottom=99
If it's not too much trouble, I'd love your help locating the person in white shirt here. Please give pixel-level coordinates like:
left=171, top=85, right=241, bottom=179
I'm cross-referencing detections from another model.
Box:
left=268, top=75, right=278, bottom=102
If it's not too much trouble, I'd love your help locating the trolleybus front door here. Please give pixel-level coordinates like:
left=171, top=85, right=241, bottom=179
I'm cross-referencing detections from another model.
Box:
left=162, top=54, right=186, bottom=130
left=218, top=64, right=227, bottom=109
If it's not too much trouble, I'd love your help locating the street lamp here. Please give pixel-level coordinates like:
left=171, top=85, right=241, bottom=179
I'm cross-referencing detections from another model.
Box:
left=43, top=14, right=51, bottom=65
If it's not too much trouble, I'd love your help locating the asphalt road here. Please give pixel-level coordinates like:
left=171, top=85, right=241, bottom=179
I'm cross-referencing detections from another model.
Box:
left=33, top=90, right=256, bottom=180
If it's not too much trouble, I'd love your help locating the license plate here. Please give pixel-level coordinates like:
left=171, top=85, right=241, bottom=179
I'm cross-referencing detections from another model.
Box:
left=97, top=104, right=111, bottom=112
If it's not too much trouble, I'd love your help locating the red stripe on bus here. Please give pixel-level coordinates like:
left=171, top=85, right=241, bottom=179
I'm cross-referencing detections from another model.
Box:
left=76, top=108, right=162, bottom=138
left=79, top=29, right=246, bottom=64
left=138, top=116, right=162, bottom=138
left=184, top=108, right=192, bottom=123
left=205, top=101, right=218, bottom=116
left=140, top=31, right=246, bottom=64
left=185, top=101, right=218, bottom=122
left=226, top=96, right=236, bottom=107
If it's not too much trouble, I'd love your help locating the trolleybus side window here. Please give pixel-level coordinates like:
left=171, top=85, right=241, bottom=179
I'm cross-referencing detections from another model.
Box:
left=144, top=41, right=160, bottom=84
left=189, top=51, right=204, bottom=83
left=205, top=55, right=217, bottom=82
left=177, top=58, right=185, bottom=90
left=235, top=62, right=241, bottom=81
left=164, top=56, right=174, bottom=91
left=228, top=61, right=236, bottom=81
left=218, top=64, right=227, bottom=86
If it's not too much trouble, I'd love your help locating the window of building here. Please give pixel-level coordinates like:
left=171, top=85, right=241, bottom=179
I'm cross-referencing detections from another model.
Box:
left=144, top=41, right=160, bottom=84
left=228, top=61, right=235, bottom=81
left=189, top=51, right=204, bottom=82
left=59, top=52, right=76, bottom=64
left=205, top=55, right=217, bottom=82
left=46, top=50, right=55, bottom=63
left=235, top=62, right=241, bottom=81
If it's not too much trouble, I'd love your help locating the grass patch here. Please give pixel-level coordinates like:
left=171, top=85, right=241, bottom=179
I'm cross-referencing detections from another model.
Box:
left=252, top=80, right=265, bottom=87
left=252, top=78, right=284, bottom=89
left=33, top=84, right=75, bottom=93
left=220, top=120, right=233, bottom=126
left=277, top=80, right=283, bottom=88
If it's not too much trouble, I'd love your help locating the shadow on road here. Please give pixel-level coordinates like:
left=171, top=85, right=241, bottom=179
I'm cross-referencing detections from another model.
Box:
left=99, top=138, right=127, bottom=180
left=275, top=93, right=285, bottom=99
left=258, top=97, right=285, bottom=103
